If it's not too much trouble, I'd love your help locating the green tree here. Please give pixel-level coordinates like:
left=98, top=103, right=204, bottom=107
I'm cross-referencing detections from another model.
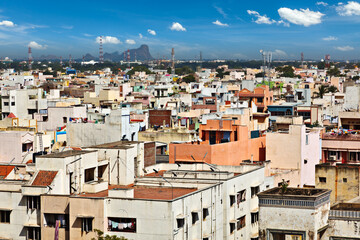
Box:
left=182, top=74, right=196, bottom=83
left=126, top=65, right=153, bottom=76
left=327, top=67, right=341, bottom=77
left=276, top=66, right=295, bottom=78
left=327, top=85, right=338, bottom=93
left=91, top=229, right=128, bottom=240
left=317, top=61, right=325, bottom=70
left=314, top=85, right=329, bottom=98
left=216, top=68, right=229, bottom=78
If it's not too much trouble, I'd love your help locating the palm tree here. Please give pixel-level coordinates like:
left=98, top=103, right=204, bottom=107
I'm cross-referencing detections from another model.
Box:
left=314, top=85, right=328, bottom=98
left=328, top=85, right=338, bottom=93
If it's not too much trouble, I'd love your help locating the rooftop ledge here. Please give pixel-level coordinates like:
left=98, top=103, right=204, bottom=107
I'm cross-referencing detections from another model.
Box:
left=258, top=187, right=331, bottom=209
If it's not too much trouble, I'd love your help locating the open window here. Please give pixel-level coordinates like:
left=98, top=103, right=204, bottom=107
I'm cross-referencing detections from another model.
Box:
left=26, top=226, right=40, bottom=240
left=203, top=208, right=209, bottom=220
left=230, top=195, right=236, bottom=207
left=251, top=212, right=259, bottom=224
left=191, top=211, right=199, bottom=224
left=237, top=189, right=246, bottom=204
left=177, top=217, right=185, bottom=229
left=251, top=186, right=260, bottom=198
left=84, top=167, right=95, bottom=183
left=108, top=217, right=136, bottom=232
left=237, top=215, right=246, bottom=230
left=230, top=222, right=236, bottom=234
left=27, top=196, right=40, bottom=210
left=43, top=214, right=69, bottom=229
left=0, top=210, right=10, bottom=223
left=81, top=217, right=93, bottom=233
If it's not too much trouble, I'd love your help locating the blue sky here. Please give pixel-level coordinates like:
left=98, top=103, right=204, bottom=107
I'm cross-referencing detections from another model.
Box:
left=0, top=0, right=360, bottom=60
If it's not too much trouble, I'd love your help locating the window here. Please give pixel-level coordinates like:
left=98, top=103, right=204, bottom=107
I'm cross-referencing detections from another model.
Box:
left=251, top=212, right=259, bottom=224
left=27, top=196, right=40, bottom=210
left=84, top=167, right=95, bottom=183
left=22, top=142, right=32, bottom=152
left=3, top=102, right=9, bottom=106
left=305, top=135, right=309, bottom=145
left=230, top=195, right=236, bottom=206
left=257, top=97, right=263, bottom=103
left=304, top=159, right=308, bottom=164
left=230, top=222, right=236, bottom=234
left=0, top=210, right=10, bottom=223
left=27, top=227, right=40, bottom=240
left=43, top=214, right=68, bottom=229
left=343, top=178, right=347, bottom=183
left=203, top=208, right=209, bottom=220
left=251, top=186, right=260, bottom=198
left=177, top=218, right=185, bottom=229
left=237, top=190, right=246, bottom=204
left=319, top=177, right=326, bottom=183
left=108, top=217, right=136, bottom=232
left=11, top=102, right=15, bottom=106
left=237, top=215, right=246, bottom=230
left=191, top=212, right=199, bottom=224
left=63, top=117, right=67, bottom=123
left=81, top=218, right=93, bottom=232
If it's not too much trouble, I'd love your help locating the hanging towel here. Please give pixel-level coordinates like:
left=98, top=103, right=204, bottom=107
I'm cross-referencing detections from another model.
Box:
left=112, top=222, right=118, bottom=229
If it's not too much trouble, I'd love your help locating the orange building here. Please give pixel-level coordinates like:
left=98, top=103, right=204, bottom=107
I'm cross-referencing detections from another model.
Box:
left=236, top=86, right=273, bottom=112
left=169, top=119, right=266, bottom=166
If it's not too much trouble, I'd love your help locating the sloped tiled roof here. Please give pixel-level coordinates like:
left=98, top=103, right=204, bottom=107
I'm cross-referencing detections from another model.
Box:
left=0, top=166, right=15, bottom=179
left=7, top=112, right=16, bottom=118
left=32, top=171, right=58, bottom=186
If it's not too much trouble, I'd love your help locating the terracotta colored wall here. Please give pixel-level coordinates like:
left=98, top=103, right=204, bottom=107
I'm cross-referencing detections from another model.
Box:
left=169, top=126, right=266, bottom=165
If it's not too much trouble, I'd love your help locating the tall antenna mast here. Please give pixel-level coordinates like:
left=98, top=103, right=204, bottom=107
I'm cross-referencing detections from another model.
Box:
left=200, top=51, right=203, bottom=69
left=60, top=56, right=63, bottom=65
left=28, top=47, right=32, bottom=71
left=127, top=49, right=130, bottom=68
left=301, top=52, right=304, bottom=68
left=171, top=48, right=175, bottom=75
left=99, top=35, right=104, bottom=63
left=69, top=54, right=72, bottom=68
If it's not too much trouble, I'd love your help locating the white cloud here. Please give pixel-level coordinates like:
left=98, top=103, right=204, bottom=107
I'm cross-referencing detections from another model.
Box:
left=83, top=33, right=92, bottom=37
left=335, top=45, right=354, bottom=51
left=247, top=10, right=276, bottom=24
left=316, top=1, right=328, bottom=6
left=277, top=20, right=290, bottom=27
left=214, top=6, right=227, bottom=18
left=322, top=36, right=338, bottom=41
left=28, top=41, right=47, bottom=50
left=147, top=29, right=156, bottom=35
left=126, top=39, right=136, bottom=45
left=278, top=8, right=324, bottom=26
left=272, top=49, right=287, bottom=57
left=336, top=1, right=360, bottom=16
left=139, top=33, right=143, bottom=39
left=96, top=36, right=121, bottom=44
left=0, top=20, right=15, bottom=27
left=170, top=22, right=186, bottom=31
left=212, top=20, right=229, bottom=27
left=61, top=25, right=73, bottom=30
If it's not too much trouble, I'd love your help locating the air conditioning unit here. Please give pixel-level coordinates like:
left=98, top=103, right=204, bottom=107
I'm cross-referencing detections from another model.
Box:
left=328, top=156, right=336, bottom=161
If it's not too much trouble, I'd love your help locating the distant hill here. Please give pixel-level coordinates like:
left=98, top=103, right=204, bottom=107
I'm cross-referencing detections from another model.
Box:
left=83, top=53, right=96, bottom=61
left=37, top=55, right=60, bottom=60
left=103, top=44, right=153, bottom=62
left=34, top=44, right=153, bottom=62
